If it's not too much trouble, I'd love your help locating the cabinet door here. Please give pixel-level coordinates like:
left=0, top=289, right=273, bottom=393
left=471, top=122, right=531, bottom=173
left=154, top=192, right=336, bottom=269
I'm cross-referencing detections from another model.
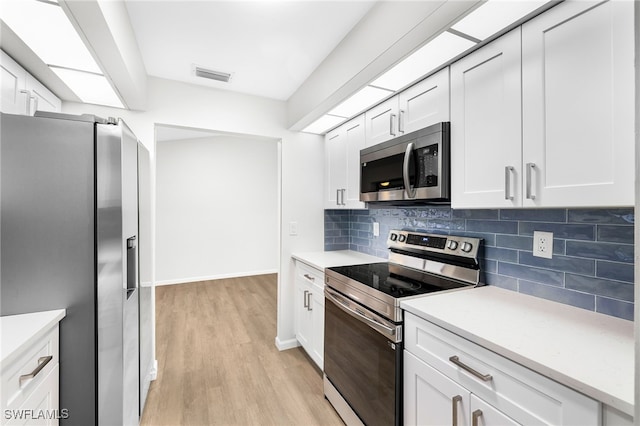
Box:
left=521, top=0, right=634, bottom=207
left=26, top=75, right=61, bottom=114
left=295, top=279, right=313, bottom=351
left=451, top=28, right=522, bottom=209
left=344, top=116, right=365, bottom=209
left=399, top=68, right=450, bottom=134
left=309, top=284, right=325, bottom=369
left=7, top=365, right=60, bottom=426
left=470, top=395, right=520, bottom=426
left=324, top=128, right=347, bottom=208
left=404, top=351, right=471, bottom=426
left=1, top=51, right=29, bottom=115
left=364, top=96, right=399, bottom=147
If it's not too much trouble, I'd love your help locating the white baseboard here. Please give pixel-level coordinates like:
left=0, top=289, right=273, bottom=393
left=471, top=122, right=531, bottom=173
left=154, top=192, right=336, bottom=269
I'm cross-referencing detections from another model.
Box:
left=155, top=269, right=278, bottom=286
left=275, top=336, right=299, bottom=351
left=149, top=359, right=158, bottom=381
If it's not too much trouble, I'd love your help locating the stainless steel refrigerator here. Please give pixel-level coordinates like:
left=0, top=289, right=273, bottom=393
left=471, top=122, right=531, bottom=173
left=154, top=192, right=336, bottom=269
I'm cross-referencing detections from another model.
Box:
left=1, top=111, right=141, bottom=426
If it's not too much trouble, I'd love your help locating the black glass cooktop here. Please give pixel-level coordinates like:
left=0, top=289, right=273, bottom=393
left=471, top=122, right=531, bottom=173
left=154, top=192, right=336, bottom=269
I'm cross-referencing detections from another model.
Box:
left=327, top=262, right=468, bottom=299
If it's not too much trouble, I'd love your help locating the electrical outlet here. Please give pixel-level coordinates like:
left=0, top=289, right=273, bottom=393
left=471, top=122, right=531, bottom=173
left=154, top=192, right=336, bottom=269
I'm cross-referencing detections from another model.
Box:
left=533, top=231, right=553, bottom=259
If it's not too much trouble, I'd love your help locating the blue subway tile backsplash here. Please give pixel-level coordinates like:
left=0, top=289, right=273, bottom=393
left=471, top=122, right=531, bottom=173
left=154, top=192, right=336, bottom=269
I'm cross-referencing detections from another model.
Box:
left=324, top=207, right=634, bottom=321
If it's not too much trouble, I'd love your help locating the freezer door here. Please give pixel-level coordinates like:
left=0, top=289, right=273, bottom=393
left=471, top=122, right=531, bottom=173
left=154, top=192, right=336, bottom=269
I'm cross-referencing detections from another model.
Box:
left=96, top=120, right=140, bottom=426
left=121, top=121, right=140, bottom=426
left=96, top=122, right=125, bottom=426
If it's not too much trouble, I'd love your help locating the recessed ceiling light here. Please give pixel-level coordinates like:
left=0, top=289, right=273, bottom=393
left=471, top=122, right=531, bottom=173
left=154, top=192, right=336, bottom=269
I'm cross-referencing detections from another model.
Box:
left=371, top=31, right=476, bottom=92
left=329, top=86, right=393, bottom=118
left=51, top=67, right=124, bottom=108
left=1, top=0, right=126, bottom=109
left=451, top=0, right=551, bottom=41
left=302, top=115, right=346, bottom=135
left=1, top=0, right=101, bottom=73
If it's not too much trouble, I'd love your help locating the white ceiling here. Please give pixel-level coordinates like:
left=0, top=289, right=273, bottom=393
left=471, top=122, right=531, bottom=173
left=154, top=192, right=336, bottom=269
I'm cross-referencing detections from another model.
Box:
left=125, top=0, right=376, bottom=101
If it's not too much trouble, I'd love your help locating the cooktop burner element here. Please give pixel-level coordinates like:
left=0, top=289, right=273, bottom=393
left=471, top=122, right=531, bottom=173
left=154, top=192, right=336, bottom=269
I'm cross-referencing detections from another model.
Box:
left=325, top=230, right=483, bottom=322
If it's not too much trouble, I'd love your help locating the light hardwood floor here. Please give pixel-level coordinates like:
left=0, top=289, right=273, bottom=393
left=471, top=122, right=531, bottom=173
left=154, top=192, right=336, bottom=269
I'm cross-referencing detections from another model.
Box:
left=141, top=274, right=343, bottom=426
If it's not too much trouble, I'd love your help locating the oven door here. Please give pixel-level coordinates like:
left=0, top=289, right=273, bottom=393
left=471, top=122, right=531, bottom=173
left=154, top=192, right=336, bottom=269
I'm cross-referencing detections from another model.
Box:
left=324, top=287, right=402, bottom=426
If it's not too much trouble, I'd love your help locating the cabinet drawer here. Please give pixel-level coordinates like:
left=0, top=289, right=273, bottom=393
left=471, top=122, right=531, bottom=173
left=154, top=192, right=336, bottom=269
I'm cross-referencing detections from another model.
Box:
left=296, top=261, right=324, bottom=292
left=1, top=325, right=59, bottom=415
left=405, top=313, right=599, bottom=425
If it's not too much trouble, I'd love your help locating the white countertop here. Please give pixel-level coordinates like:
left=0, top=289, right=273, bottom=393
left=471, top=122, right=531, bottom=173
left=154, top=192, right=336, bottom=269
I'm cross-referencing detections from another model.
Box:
left=401, top=286, right=634, bottom=416
left=292, top=250, right=386, bottom=270
left=1, top=309, right=66, bottom=366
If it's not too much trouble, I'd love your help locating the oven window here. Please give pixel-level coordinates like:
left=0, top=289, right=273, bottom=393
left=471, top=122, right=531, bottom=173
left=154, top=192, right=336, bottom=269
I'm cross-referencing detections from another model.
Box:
left=324, top=298, right=401, bottom=426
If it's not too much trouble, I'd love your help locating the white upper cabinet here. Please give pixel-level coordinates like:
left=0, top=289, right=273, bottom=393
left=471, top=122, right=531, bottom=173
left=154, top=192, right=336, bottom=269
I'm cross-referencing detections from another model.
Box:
left=1, top=50, right=30, bottom=115
left=1, top=50, right=61, bottom=115
left=364, top=96, right=399, bottom=147
left=26, top=74, right=62, bottom=114
left=398, top=68, right=450, bottom=135
left=521, top=0, right=634, bottom=207
left=451, top=28, right=523, bottom=209
left=452, top=0, right=634, bottom=209
left=324, top=115, right=366, bottom=209
left=365, top=68, right=451, bottom=147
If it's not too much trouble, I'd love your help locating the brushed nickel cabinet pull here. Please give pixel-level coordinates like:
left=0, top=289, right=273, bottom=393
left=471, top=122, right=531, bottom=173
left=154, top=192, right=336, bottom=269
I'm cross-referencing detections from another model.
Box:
left=303, top=290, right=309, bottom=308
left=19, top=89, right=31, bottom=115
left=19, top=356, right=53, bottom=384
left=399, top=110, right=405, bottom=133
left=307, top=292, right=312, bottom=311
left=452, top=395, right=462, bottom=426
left=504, top=166, right=515, bottom=200
left=472, top=409, right=483, bottom=426
left=303, top=274, right=315, bottom=282
left=526, top=162, right=537, bottom=200
left=449, top=355, right=493, bottom=382
left=390, top=114, right=396, bottom=137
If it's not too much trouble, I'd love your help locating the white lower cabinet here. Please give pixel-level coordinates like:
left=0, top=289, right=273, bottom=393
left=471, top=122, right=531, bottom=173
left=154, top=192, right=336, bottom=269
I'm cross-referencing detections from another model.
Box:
left=294, top=260, right=325, bottom=369
left=404, top=312, right=600, bottom=425
left=1, top=322, right=61, bottom=426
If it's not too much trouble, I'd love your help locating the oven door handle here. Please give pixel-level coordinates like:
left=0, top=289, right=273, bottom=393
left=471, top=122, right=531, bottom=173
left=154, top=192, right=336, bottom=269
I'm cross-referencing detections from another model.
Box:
left=325, top=288, right=400, bottom=342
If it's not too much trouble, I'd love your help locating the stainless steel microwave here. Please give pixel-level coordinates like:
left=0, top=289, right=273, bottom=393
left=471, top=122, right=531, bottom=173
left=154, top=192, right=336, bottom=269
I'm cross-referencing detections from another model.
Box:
left=360, top=122, right=450, bottom=204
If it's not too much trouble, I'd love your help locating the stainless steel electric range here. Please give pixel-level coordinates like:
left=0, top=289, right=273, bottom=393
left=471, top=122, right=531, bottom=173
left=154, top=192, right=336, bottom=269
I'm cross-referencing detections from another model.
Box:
left=323, top=229, right=483, bottom=426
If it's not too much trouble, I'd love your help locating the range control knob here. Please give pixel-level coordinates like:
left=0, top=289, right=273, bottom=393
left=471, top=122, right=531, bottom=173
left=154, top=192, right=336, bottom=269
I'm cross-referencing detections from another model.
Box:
left=390, top=233, right=398, bottom=241
left=398, top=234, right=407, bottom=243
left=461, top=242, right=473, bottom=253
left=447, top=240, right=459, bottom=250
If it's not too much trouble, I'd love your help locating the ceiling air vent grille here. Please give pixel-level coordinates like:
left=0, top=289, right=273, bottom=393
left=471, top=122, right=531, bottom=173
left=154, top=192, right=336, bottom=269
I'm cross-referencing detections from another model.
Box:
left=194, top=66, right=232, bottom=83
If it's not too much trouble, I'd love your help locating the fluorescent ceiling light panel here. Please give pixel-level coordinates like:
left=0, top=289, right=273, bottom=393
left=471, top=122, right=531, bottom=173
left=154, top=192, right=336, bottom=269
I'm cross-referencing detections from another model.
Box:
left=0, top=0, right=101, bottom=73
left=451, top=0, right=551, bottom=41
left=329, top=86, right=392, bottom=118
left=51, top=67, right=124, bottom=108
left=302, top=115, right=346, bottom=135
left=371, top=32, right=476, bottom=91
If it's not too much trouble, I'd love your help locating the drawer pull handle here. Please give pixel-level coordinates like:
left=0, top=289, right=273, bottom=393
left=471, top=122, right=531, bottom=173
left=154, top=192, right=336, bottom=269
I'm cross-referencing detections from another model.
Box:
left=451, top=395, right=462, bottom=426
left=472, top=409, right=483, bottom=426
left=19, top=356, right=53, bottom=384
left=449, top=355, right=493, bottom=382
left=303, top=274, right=315, bottom=282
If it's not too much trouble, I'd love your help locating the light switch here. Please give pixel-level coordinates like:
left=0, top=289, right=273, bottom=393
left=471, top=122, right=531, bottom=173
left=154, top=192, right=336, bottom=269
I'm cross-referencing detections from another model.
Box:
left=373, top=222, right=380, bottom=237
left=289, top=221, right=298, bottom=236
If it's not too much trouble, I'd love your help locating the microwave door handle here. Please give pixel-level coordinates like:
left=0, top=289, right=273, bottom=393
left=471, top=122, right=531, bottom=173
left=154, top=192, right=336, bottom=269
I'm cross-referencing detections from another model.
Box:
left=403, top=142, right=416, bottom=198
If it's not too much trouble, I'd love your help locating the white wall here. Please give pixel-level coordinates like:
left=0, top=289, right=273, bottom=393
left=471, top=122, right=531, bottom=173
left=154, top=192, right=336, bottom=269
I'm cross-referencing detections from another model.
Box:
left=155, top=134, right=279, bottom=284
left=62, top=75, right=325, bottom=355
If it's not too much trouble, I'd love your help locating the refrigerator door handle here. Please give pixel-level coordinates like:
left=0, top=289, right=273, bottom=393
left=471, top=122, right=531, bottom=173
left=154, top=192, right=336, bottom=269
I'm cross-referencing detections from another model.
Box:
left=126, top=236, right=137, bottom=299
